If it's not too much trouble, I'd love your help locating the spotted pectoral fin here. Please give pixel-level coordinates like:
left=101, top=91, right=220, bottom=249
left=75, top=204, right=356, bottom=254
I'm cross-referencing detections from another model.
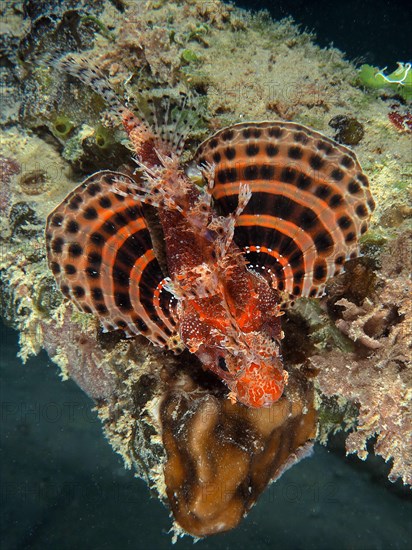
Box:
left=195, top=121, right=375, bottom=299
left=45, top=170, right=181, bottom=350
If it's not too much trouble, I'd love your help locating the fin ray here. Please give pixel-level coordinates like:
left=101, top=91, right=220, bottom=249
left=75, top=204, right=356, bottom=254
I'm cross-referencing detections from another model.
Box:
left=195, top=121, right=375, bottom=299
left=46, top=171, right=180, bottom=349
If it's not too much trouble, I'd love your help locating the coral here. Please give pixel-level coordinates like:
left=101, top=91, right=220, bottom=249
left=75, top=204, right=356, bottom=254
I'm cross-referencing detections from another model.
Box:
left=315, top=230, right=412, bottom=485
left=0, top=155, right=20, bottom=217
left=161, top=367, right=316, bottom=537
left=328, top=115, right=365, bottom=145
left=359, top=62, right=412, bottom=101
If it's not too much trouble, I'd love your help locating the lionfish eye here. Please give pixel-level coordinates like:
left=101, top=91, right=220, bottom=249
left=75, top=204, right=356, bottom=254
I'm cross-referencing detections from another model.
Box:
left=218, top=356, right=228, bottom=371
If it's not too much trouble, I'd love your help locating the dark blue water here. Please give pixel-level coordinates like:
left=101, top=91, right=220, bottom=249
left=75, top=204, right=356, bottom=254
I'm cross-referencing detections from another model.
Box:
left=1, top=323, right=411, bottom=549
left=235, top=0, right=411, bottom=67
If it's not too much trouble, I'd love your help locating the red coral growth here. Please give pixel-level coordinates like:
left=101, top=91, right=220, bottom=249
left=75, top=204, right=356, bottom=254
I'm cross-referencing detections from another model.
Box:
left=0, top=155, right=20, bottom=216
left=388, top=109, right=412, bottom=132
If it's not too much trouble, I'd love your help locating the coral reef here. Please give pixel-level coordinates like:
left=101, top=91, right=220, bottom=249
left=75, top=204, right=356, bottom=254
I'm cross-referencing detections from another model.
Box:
left=314, top=230, right=412, bottom=485
left=1, top=0, right=411, bottom=540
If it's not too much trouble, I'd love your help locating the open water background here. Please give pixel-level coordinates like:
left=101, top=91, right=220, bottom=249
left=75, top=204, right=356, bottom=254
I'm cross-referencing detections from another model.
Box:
left=236, top=0, right=411, bottom=67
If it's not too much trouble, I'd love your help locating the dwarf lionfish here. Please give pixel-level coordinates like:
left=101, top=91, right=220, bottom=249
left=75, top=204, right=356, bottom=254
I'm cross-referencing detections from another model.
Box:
left=45, top=56, right=375, bottom=408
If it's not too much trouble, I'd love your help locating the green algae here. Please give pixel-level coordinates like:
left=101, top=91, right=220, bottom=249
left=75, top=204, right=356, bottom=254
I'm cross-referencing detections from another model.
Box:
left=187, top=23, right=211, bottom=45
left=80, top=15, right=116, bottom=42
left=359, top=62, right=412, bottom=101
left=181, top=49, right=201, bottom=64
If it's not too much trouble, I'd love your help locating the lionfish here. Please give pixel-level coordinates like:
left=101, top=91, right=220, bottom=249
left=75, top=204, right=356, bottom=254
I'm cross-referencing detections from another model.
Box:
left=45, top=56, right=375, bottom=408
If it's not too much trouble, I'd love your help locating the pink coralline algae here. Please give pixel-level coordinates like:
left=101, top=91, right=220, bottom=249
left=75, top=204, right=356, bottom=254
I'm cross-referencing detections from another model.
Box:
left=388, top=105, right=412, bottom=133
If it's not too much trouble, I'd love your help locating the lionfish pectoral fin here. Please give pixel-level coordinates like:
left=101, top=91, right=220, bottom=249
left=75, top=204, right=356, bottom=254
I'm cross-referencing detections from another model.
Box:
left=45, top=170, right=179, bottom=349
left=195, top=121, right=375, bottom=301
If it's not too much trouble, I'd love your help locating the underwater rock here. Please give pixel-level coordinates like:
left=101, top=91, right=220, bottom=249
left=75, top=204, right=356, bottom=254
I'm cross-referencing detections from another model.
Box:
left=328, top=115, right=365, bottom=145
left=325, top=257, right=377, bottom=308
left=0, top=156, right=20, bottom=217
left=19, top=168, right=47, bottom=195
left=9, top=201, right=43, bottom=238
left=23, top=0, right=105, bottom=21
left=41, top=305, right=118, bottom=400
left=19, top=7, right=98, bottom=60
left=16, top=1, right=130, bottom=173
left=380, top=203, right=412, bottom=228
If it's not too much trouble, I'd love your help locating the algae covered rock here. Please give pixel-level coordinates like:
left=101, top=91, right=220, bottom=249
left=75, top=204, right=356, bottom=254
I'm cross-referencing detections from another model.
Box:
left=329, top=115, right=365, bottom=145
left=314, top=230, right=412, bottom=485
